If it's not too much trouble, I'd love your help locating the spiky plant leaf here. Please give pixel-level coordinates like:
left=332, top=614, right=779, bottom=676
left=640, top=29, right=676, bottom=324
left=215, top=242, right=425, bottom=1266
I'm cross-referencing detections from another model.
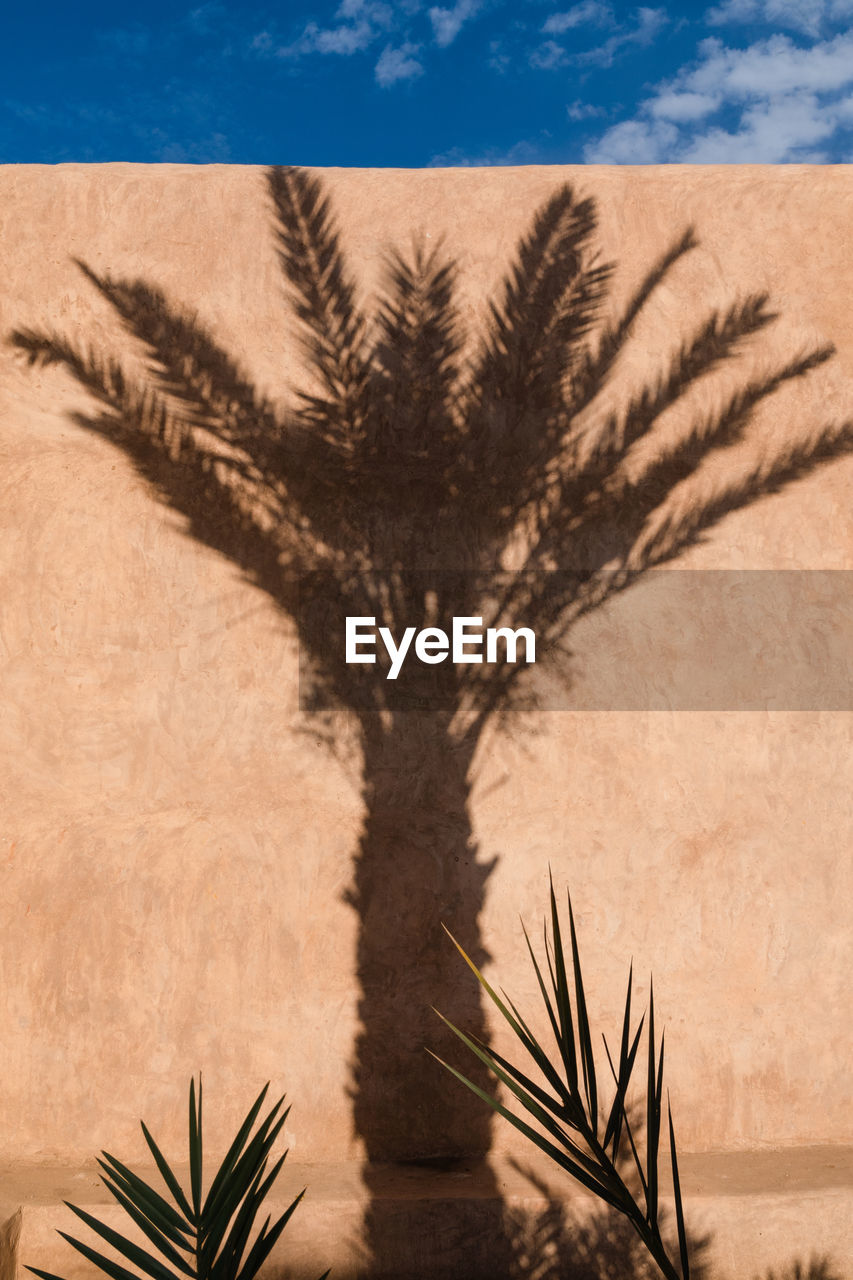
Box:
left=201, top=1085, right=270, bottom=1220
left=567, top=890, right=597, bottom=1134
left=97, top=1155, right=193, bottom=1243
left=25, top=1079, right=328, bottom=1280
left=435, top=884, right=692, bottom=1280
left=62, top=1204, right=178, bottom=1280
left=137, top=1127, right=195, bottom=1226
left=427, top=1047, right=624, bottom=1210
left=668, top=1098, right=690, bottom=1280
left=93, top=1176, right=195, bottom=1276
left=189, top=1078, right=202, bottom=1219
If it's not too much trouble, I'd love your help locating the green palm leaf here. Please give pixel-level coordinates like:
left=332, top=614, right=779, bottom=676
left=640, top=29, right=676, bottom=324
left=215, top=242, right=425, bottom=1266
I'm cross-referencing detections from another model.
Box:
left=62, top=1204, right=178, bottom=1280
left=25, top=1078, right=328, bottom=1280
left=201, top=1085, right=270, bottom=1219
left=97, top=1156, right=193, bottom=1243
left=435, top=881, right=692, bottom=1280
left=94, top=1176, right=195, bottom=1275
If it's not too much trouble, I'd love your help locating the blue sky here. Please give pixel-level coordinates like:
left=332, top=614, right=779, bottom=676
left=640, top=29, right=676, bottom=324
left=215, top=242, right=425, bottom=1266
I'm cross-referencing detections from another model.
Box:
left=4, top=0, right=853, bottom=164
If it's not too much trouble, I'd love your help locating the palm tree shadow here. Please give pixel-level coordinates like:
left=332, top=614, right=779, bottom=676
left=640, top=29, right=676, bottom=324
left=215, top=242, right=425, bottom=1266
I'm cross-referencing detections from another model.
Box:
left=9, top=166, right=853, bottom=1279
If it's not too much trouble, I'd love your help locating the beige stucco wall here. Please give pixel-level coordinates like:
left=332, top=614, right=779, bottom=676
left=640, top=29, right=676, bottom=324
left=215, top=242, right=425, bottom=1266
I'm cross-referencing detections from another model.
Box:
left=0, top=164, right=851, bottom=1180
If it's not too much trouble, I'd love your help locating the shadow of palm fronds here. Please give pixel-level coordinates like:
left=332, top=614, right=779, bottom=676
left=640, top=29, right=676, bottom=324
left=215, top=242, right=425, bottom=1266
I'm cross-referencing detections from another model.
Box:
left=759, top=1259, right=847, bottom=1280
left=12, top=171, right=851, bottom=720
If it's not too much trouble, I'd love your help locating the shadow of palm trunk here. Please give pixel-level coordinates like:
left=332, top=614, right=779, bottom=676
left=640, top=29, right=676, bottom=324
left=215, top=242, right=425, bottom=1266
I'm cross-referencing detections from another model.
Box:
left=352, top=715, right=491, bottom=1159
left=351, top=713, right=515, bottom=1272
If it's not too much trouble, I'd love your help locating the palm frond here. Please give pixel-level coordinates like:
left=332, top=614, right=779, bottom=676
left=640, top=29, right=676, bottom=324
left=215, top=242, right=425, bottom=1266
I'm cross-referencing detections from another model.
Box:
left=25, top=1079, right=328, bottom=1280
left=267, top=165, right=370, bottom=435
left=73, top=262, right=285, bottom=458
left=474, top=184, right=600, bottom=400
left=344, top=238, right=464, bottom=559
left=641, top=418, right=853, bottom=570
left=459, top=185, right=610, bottom=531
left=622, top=341, right=837, bottom=540
left=373, top=239, right=461, bottom=411
left=9, top=325, right=308, bottom=604
left=570, top=227, right=699, bottom=416
left=435, top=881, right=693, bottom=1280
left=514, top=341, right=842, bottom=640
left=570, top=293, right=777, bottom=495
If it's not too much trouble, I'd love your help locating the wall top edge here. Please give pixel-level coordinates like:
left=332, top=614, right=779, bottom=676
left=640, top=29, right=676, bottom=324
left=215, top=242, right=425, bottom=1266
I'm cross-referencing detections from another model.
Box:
left=2, top=160, right=853, bottom=175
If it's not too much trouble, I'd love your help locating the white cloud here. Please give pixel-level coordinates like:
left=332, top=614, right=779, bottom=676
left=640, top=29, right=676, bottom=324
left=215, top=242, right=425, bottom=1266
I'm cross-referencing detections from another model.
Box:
left=269, top=0, right=394, bottom=58
left=531, top=4, right=665, bottom=70
left=567, top=98, right=608, bottom=119
left=649, top=89, right=722, bottom=120
left=687, top=31, right=853, bottom=97
left=249, top=0, right=475, bottom=84
left=542, top=2, right=613, bottom=35
left=705, top=0, right=761, bottom=19
left=706, top=0, right=853, bottom=38
left=585, top=118, right=679, bottom=162
left=488, top=38, right=511, bottom=71
left=337, top=0, right=394, bottom=19
left=586, top=30, right=853, bottom=162
left=576, top=5, right=667, bottom=65
left=530, top=39, right=569, bottom=68
left=312, top=19, right=376, bottom=53
left=678, top=90, right=838, bottom=160
left=375, top=40, right=424, bottom=83
left=428, top=0, right=482, bottom=46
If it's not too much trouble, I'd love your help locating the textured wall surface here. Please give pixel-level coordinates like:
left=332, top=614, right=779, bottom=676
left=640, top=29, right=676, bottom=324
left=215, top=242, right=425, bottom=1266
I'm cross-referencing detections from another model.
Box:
left=0, top=164, right=851, bottom=1196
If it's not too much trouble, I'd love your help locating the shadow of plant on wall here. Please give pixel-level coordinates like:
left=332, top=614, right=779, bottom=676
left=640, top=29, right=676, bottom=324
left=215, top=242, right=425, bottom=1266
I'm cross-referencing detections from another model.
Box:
left=504, top=1162, right=713, bottom=1280
left=10, top=167, right=853, bottom=1276
left=759, top=1261, right=847, bottom=1280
